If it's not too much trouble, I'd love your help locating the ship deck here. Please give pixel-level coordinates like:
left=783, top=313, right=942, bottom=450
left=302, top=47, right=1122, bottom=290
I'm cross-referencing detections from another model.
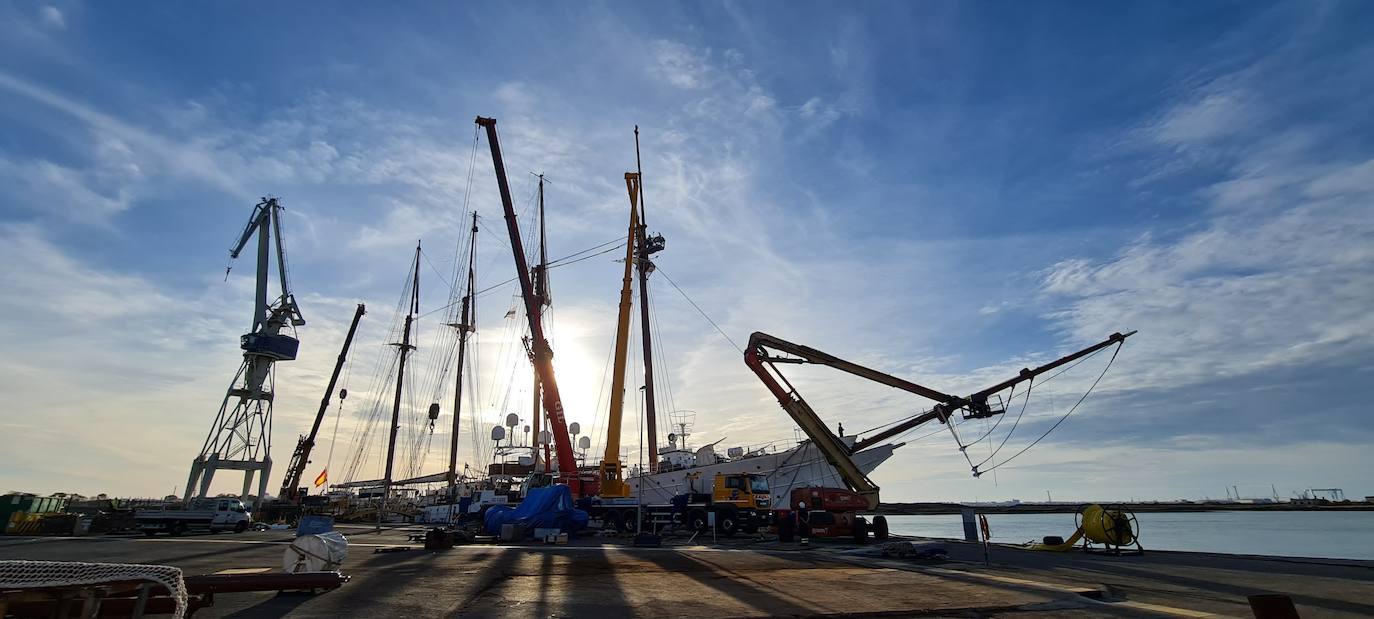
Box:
left=2, top=525, right=1370, bottom=617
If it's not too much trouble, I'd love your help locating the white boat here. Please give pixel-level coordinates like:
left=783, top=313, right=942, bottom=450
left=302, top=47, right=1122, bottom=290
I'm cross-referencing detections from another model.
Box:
left=624, top=431, right=901, bottom=507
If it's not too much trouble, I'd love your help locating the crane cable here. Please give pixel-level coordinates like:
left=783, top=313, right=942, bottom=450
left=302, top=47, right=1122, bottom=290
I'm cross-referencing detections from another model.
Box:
left=322, top=335, right=356, bottom=488
left=973, top=341, right=1123, bottom=477
left=655, top=264, right=743, bottom=354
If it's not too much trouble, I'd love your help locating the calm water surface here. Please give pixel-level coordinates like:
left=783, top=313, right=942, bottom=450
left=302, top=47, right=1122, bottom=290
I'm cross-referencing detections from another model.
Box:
left=880, top=511, right=1374, bottom=561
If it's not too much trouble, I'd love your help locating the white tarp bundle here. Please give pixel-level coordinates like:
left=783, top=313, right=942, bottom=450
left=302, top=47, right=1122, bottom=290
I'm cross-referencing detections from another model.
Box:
left=283, top=531, right=348, bottom=573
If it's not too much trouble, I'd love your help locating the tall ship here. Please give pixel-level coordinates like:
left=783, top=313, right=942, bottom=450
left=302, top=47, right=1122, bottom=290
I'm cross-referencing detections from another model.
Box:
left=627, top=414, right=902, bottom=508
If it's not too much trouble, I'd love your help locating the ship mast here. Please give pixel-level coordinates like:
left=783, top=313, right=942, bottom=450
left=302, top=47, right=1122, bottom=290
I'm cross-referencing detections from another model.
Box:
left=447, top=215, right=478, bottom=514
left=379, top=241, right=421, bottom=530
left=532, top=174, right=550, bottom=471
left=633, top=127, right=665, bottom=473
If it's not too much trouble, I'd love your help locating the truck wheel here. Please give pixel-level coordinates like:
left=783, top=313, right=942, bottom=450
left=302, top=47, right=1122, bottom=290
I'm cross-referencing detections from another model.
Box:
left=716, top=508, right=739, bottom=537
left=170, top=522, right=186, bottom=537
left=873, top=515, right=889, bottom=540
left=143, top=529, right=157, bottom=537
left=235, top=521, right=248, bottom=534
left=615, top=511, right=636, bottom=534
left=852, top=517, right=869, bottom=544
left=604, top=511, right=622, bottom=532
left=687, top=509, right=709, bottom=533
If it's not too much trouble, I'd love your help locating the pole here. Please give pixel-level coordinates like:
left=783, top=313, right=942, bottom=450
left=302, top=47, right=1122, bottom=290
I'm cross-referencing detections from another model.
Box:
left=447, top=215, right=478, bottom=524
left=380, top=242, right=420, bottom=531
left=633, top=126, right=659, bottom=473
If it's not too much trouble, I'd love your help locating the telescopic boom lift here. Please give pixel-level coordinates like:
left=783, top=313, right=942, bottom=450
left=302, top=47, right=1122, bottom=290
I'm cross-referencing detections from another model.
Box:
left=745, top=330, right=1135, bottom=510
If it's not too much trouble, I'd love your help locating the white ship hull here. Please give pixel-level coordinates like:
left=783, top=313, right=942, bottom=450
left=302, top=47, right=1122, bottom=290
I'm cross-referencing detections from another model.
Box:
left=626, top=441, right=900, bottom=507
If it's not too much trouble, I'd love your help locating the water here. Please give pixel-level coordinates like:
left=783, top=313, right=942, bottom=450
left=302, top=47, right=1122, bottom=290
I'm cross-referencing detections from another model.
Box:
left=879, top=511, right=1374, bottom=561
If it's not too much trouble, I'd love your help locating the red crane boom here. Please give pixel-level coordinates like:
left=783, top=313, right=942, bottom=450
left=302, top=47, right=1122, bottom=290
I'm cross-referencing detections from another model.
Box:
left=475, top=117, right=580, bottom=493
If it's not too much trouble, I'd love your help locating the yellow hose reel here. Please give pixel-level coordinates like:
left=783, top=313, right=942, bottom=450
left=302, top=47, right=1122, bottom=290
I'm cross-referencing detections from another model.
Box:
left=1030, top=504, right=1142, bottom=555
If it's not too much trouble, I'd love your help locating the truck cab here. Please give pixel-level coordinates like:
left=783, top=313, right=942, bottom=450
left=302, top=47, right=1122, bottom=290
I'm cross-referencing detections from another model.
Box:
left=713, top=473, right=771, bottom=511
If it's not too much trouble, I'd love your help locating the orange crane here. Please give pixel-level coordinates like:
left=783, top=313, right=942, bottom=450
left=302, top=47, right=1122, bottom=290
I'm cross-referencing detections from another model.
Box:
left=475, top=116, right=580, bottom=493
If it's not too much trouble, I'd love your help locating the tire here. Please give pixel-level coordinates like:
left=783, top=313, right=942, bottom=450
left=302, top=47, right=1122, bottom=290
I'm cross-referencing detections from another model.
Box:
left=615, top=511, right=636, bottom=534
left=143, top=529, right=157, bottom=537
left=170, top=522, right=186, bottom=537
left=852, top=517, right=869, bottom=544
left=777, top=515, right=795, bottom=543
left=234, top=521, right=248, bottom=534
left=716, top=508, right=739, bottom=537
left=604, top=510, right=622, bottom=532
left=687, top=509, right=709, bottom=533
left=873, top=515, right=889, bottom=541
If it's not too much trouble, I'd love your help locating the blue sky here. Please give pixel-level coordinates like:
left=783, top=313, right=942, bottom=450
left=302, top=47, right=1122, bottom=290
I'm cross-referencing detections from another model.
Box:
left=2, top=1, right=1372, bottom=502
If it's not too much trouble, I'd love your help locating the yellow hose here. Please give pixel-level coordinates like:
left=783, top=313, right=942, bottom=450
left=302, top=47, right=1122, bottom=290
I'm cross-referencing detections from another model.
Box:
left=1029, top=527, right=1083, bottom=552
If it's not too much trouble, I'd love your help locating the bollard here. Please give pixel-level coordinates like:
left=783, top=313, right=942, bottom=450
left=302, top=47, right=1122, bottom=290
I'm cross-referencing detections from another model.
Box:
left=961, top=507, right=979, bottom=542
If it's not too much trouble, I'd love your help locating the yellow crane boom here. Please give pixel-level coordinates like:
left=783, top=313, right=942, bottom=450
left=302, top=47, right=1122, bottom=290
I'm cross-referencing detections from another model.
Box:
left=600, top=172, right=642, bottom=498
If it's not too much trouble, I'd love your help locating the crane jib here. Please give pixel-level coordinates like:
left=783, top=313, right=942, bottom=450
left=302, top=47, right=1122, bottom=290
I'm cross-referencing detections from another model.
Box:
left=476, top=116, right=580, bottom=492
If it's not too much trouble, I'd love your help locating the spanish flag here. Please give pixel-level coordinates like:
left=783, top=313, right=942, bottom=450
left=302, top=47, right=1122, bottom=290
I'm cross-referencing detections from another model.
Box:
left=313, top=469, right=328, bottom=487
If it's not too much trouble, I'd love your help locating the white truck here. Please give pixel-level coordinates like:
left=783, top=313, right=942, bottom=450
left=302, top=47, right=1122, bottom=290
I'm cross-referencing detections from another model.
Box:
left=134, top=498, right=252, bottom=536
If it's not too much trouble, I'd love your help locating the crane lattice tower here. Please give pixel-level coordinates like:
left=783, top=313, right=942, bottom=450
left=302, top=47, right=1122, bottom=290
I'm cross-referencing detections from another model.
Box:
left=184, top=198, right=304, bottom=508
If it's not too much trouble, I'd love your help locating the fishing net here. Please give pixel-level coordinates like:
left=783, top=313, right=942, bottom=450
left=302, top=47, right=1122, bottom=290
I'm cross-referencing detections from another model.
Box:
left=0, top=560, right=187, bottom=618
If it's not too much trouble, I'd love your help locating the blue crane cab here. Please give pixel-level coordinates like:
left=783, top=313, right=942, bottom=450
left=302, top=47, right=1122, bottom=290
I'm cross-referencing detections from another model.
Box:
left=241, top=333, right=300, bottom=360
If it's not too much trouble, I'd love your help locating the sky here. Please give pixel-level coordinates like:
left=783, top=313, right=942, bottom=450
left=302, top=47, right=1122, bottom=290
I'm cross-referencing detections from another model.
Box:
left=2, top=1, right=1372, bottom=503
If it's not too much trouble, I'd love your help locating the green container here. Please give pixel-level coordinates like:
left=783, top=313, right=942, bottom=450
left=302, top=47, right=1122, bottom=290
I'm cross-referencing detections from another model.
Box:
left=1, top=494, right=69, bottom=534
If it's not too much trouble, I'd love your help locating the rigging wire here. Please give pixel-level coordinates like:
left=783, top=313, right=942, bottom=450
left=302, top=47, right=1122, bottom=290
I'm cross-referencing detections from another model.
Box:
left=974, top=342, right=1123, bottom=476
left=655, top=264, right=743, bottom=354
left=417, top=237, right=624, bottom=320
left=322, top=328, right=357, bottom=485
left=647, top=278, right=677, bottom=435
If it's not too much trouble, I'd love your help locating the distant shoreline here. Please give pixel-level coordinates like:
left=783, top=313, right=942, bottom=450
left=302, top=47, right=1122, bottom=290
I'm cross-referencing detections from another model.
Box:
left=876, top=502, right=1374, bottom=515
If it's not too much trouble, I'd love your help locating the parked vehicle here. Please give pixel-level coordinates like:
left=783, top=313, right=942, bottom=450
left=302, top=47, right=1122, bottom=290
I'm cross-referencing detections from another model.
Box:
left=587, top=472, right=771, bottom=537
left=134, top=498, right=251, bottom=536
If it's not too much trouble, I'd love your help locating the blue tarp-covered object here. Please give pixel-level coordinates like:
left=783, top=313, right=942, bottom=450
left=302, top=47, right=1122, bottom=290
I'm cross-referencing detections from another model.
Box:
left=483, top=485, right=589, bottom=537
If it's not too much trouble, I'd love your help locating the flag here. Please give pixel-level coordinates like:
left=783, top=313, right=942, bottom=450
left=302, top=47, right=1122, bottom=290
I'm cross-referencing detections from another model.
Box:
left=313, top=469, right=328, bottom=487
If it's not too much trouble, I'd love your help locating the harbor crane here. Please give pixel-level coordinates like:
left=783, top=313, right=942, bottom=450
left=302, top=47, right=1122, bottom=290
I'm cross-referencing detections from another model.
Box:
left=185, top=197, right=305, bottom=509
left=746, top=330, right=1134, bottom=510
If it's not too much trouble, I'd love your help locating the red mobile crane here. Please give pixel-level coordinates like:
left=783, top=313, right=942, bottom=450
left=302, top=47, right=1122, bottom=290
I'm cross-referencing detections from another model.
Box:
left=475, top=117, right=581, bottom=494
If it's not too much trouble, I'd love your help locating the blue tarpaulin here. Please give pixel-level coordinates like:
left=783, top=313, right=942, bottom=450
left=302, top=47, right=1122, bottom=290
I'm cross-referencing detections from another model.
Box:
left=483, top=485, right=589, bottom=537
